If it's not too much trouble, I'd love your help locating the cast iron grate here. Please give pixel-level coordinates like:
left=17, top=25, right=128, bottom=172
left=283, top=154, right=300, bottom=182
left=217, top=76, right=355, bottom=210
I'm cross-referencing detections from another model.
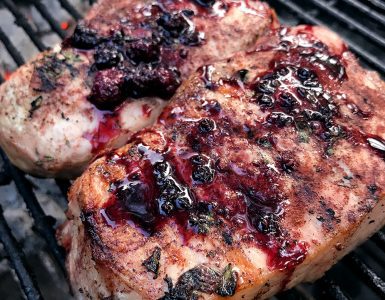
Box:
left=0, top=0, right=384, bottom=299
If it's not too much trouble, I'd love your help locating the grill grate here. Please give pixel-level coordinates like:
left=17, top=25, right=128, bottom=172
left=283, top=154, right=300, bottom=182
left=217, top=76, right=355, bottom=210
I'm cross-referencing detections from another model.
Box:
left=0, top=149, right=66, bottom=273
left=344, top=253, right=385, bottom=296
left=2, top=0, right=47, bottom=51
left=29, top=0, right=67, bottom=39
left=0, top=26, right=24, bottom=67
left=0, top=0, right=384, bottom=299
left=0, top=205, right=42, bottom=300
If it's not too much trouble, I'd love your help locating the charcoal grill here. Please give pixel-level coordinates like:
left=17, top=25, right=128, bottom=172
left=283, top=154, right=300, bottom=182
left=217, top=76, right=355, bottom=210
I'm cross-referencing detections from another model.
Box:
left=0, top=0, right=384, bottom=299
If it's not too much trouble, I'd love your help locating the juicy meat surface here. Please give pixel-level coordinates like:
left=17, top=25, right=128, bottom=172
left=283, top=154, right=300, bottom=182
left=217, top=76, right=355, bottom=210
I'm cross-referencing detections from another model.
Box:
left=60, top=26, right=385, bottom=299
left=0, top=0, right=276, bottom=178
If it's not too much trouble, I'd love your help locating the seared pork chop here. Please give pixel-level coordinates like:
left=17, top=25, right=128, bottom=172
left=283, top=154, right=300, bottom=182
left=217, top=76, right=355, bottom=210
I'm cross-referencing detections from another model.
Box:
left=59, top=26, right=385, bottom=299
left=0, top=0, right=277, bottom=178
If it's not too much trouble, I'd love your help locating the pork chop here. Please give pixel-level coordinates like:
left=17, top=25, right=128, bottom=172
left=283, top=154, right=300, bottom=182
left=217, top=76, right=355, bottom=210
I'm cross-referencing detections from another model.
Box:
left=0, top=0, right=277, bottom=178
left=59, top=25, right=385, bottom=299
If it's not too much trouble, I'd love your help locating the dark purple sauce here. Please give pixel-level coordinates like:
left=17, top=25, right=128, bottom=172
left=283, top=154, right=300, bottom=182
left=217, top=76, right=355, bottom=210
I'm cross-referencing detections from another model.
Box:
left=96, top=26, right=383, bottom=275
left=83, top=109, right=121, bottom=154
left=100, top=136, right=308, bottom=272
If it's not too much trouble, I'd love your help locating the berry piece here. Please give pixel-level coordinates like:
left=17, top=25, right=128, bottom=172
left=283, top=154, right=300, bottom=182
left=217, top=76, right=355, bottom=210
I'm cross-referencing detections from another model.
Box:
left=71, top=24, right=101, bottom=49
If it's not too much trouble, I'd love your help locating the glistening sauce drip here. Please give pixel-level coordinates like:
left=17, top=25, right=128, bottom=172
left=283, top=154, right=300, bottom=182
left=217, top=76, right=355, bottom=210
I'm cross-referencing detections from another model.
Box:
left=83, top=109, right=121, bottom=154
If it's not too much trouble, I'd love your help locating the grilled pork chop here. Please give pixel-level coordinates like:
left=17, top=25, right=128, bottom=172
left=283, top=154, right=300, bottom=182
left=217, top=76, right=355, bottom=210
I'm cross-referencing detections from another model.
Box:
left=59, top=25, right=385, bottom=299
left=0, top=0, right=276, bottom=178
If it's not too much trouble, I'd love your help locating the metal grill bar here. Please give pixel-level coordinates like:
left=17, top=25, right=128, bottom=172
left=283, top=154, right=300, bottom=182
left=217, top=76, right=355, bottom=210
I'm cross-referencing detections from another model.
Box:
left=0, top=150, right=65, bottom=273
left=340, top=0, right=385, bottom=26
left=0, top=205, right=43, bottom=300
left=372, top=231, right=385, bottom=251
left=368, top=0, right=385, bottom=11
left=29, top=0, right=67, bottom=39
left=58, top=0, right=83, bottom=20
left=275, top=0, right=385, bottom=74
left=318, top=277, right=349, bottom=300
left=345, top=253, right=385, bottom=298
left=0, top=27, right=24, bottom=66
left=309, top=0, right=385, bottom=48
left=2, top=0, right=47, bottom=52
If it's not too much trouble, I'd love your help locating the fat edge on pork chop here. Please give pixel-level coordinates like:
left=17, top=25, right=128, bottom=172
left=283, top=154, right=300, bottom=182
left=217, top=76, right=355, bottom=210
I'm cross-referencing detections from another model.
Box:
left=59, top=25, right=385, bottom=299
left=0, top=0, right=277, bottom=178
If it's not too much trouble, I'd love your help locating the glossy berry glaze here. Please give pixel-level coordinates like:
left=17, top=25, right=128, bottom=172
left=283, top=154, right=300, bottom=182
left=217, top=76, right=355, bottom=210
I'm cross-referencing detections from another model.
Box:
left=97, top=25, right=384, bottom=276
left=62, top=0, right=271, bottom=153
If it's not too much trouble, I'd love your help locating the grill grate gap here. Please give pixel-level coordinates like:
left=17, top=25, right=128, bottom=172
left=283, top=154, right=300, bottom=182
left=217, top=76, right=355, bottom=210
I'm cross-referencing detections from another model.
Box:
left=0, top=205, right=43, bottom=300
left=0, top=1, right=384, bottom=299
left=317, top=277, right=350, bottom=300
left=0, top=149, right=66, bottom=273
left=343, top=253, right=385, bottom=298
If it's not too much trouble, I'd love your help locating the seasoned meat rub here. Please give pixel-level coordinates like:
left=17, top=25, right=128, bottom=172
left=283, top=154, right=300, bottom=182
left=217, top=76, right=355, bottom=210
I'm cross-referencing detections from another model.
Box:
left=0, top=0, right=276, bottom=178
left=60, top=26, right=385, bottom=299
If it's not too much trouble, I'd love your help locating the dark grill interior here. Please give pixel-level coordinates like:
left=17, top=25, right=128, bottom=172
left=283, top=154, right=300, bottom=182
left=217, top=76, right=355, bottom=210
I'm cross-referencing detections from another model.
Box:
left=0, top=0, right=384, bottom=299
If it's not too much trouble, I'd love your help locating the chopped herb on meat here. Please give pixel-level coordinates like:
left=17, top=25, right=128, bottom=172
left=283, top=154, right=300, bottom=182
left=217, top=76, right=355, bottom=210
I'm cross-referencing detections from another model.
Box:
left=160, top=264, right=237, bottom=299
left=29, top=96, right=43, bottom=118
left=142, top=246, right=161, bottom=279
left=217, top=264, right=237, bottom=296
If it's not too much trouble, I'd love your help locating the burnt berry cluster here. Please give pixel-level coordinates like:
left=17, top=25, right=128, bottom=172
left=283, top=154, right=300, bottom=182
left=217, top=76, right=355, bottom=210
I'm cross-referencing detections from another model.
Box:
left=190, top=154, right=215, bottom=184
left=198, top=118, right=215, bottom=133
left=94, top=43, right=122, bottom=69
left=157, top=10, right=202, bottom=46
left=68, top=7, right=204, bottom=110
left=71, top=25, right=101, bottom=49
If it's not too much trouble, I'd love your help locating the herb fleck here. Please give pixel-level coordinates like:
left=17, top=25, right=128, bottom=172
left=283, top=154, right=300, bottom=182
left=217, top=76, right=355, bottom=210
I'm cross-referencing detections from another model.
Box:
left=217, top=264, right=237, bottom=297
left=160, top=265, right=220, bottom=299
left=298, top=130, right=310, bottom=143
left=326, top=147, right=334, bottom=156
left=222, top=231, right=233, bottom=245
left=368, top=184, right=378, bottom=195
left=142, top=246, right=161, bottom=279
left=32, top=54, right=64, bottom=92
left=29, top=96, right=43, bottom=118
left=160, top=264, right=237, bottom=299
